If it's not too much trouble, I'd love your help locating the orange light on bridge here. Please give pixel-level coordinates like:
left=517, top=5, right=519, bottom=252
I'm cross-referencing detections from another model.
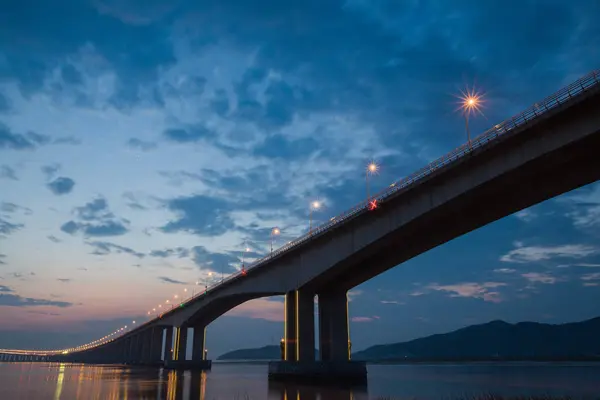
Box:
left=368, top=199, right=378, bottom=211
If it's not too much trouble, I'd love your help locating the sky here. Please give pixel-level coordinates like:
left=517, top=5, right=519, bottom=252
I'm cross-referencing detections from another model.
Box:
left=1, top=0, right=600, bottom=357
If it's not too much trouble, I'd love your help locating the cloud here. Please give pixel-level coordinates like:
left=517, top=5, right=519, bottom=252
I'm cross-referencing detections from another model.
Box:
left=521, top=272, right=558, bottom=284
left=351, top=316, right=380, bottom=323
left=581, top=272, right=600, bottom=282
left=157, top=276, right=187, bottom=285
left=47, top=177, right=76, bottom=195
left=380, top=300, right=404, bottom=305
left=0, top=90, right=10, bottom=112
left=500, top=244, right=597, bottom=263
left=0, top=254, right=6, bottom=265
left=0, top=285, right=13, bottom=293
left=191, top=246, right=238, bottom=274
left=0, top=286, right=73, bottom=307
left=47, top=235, right=61, bottom=243
left=514, top=209, right=536, bottom=222
left=149, top=247, right=189, bottom=258
left=53, top=136, right=81, bottom=145
left=41, top=164, right=61, bottom=179
left=57, top=278, right=71, bottom=283
left=493, top=268, right=517, bottom=273
left=0, top=218, right=24, bottom=237
left=86, top=241, right=145, bottom=258
left=163, top=125, right=213, bottom=143
left=424, top=282, right=507, bottom=303
left=161, top=195, right=235, bottom=236
left=127, top=137, right=157, bottom=151
left=0, top=123, right=50, bottom=150
left=60, top=197, right=129, bottom=237
left=0, top=165, right=18, bottom=180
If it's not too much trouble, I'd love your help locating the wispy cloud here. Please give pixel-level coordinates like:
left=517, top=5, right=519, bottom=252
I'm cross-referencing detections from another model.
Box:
left=500, top=244, right=597, bottom=263
left=0, top=165, right=18, bottom=180
left=581, top=272, right=600, bottom=282
left=424, top=282, right=506, bottom=303
left=494, top=268, right=517, bottom=273
left=514, top=209, right=536, bottom=222
left=521, top=272, right=559, bottom=284
left=57, top=278, right=71, bottom=283
left=380, top=300, right=404, bottom=305
left=157, top=276, right=187, bottom=285
left=351, top=316, right=380, bottom=322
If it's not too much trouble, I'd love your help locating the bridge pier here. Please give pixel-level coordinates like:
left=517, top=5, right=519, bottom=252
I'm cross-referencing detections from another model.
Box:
left=165, top=325, right=212, bottom=370
left=147, top=327, right=164, bottom=366
left=269, top=289, right=366, bottom=386
left=164, top=326, right=174, bottom=361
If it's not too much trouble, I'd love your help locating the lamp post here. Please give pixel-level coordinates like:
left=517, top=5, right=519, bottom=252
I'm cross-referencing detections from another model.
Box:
left=205, top=271, right=213, bottom=293
left=271, top=227, right=280, bottom=255
left=366, top=162, right=378, bottom=202
left=241, top=242, right=250, bottom=275
left=460, top=89, right=483, bottom=149
left=309, top=201, right=320, bottom=233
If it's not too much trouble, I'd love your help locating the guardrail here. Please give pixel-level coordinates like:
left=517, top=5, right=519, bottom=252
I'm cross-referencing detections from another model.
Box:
left=32, top=69, right=600, bottom=356
left=169, top=69, right=600, bottom=321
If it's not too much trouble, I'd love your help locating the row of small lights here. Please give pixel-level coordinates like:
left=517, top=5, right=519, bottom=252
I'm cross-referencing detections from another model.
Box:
left=2, top=92, right=483, bottom=357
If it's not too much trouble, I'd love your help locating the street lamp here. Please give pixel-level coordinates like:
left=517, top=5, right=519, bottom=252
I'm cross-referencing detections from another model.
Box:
left=459, top=88, right=483, bottom=148
left=205, top=272, right=213, bottom=293
left=366, top=161, right=378, bottom=202
left=241, top=242, right=251, bottom=275
left=271, top=227, right=280, bottom=255
left=309, top=201, right=320, bottom=233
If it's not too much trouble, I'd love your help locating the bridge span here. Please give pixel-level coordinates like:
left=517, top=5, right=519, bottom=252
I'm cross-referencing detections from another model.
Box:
left=2, top=70, right=600, bottom=384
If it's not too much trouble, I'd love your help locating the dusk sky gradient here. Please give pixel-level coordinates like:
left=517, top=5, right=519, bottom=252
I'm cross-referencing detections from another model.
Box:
left=1, top=0, right=600, bottom=357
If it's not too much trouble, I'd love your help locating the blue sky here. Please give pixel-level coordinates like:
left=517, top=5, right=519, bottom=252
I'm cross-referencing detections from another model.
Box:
left=1, top=0, right=599, bottom=357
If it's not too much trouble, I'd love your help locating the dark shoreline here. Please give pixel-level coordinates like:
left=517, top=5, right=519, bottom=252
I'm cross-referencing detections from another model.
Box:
left=216, top=357, right=600, bottom=364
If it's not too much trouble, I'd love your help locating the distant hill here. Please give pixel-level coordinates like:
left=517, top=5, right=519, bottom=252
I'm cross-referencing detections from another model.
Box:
left=218, top=345, right=281, bottom=360
left=217, top=317, right=600, bottom=361
left=218, top=345, right=319, bottom=361
left=353, top=317, right=600, bottom=361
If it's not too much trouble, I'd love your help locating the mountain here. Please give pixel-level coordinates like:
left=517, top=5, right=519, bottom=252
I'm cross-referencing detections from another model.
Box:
left=353, top=317, right=600, bottom=361
left=217, top=317, right=600, bottom=362
left=218, top=345, right=281, bottom=360
left=218, top=345, right=319, bottom=360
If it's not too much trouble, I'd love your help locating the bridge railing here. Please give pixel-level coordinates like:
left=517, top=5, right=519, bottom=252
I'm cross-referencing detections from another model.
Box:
left=183, top=69, right=600, bottom=305
left=58, top=70, right=600, bottom=354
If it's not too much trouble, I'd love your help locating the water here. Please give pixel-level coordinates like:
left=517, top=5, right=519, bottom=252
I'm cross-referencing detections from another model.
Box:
left=1, top=361, right=599, bottom=399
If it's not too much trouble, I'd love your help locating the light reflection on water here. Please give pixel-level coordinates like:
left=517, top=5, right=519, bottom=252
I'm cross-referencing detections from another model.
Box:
left=1, top=362, right=599, bottom=399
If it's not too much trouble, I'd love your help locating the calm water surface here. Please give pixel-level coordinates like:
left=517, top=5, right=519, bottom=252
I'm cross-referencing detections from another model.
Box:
left=0, top=361, right=599, bottom=399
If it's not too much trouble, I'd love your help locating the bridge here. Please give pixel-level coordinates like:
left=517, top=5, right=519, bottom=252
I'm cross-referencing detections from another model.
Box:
left=2, top=70, right=599, bottom=384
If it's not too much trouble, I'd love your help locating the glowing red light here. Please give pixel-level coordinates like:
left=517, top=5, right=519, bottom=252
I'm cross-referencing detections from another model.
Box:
left=241, top=268, right=247, bottom=276
left=368, top=199, right=378, bottom=211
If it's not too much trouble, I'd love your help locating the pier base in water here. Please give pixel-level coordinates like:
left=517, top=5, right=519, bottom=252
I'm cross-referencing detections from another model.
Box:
left=268, top=361, right=367, bottom=386
left=164, top=359, right=212, bottom=370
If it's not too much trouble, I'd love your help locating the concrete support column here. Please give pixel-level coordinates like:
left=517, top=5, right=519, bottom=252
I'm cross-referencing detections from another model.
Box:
left=175, top=327, right=188, bottom=361
left=192, top=326, right=206, bottom=361
left=148, top=327, right=164, bottom=364
left=318, top=289, right=349, bottom=361
left=284, top=290, right=316, bottom=362
left=297, top=290, right=315, bottom=362
left=128, top=335, right=139, bottom=364
left=140, top=330, right=153, bottom=364
left=284, top=291, right=297, bottom=361
left=163, top=327, right=174, bottom=361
